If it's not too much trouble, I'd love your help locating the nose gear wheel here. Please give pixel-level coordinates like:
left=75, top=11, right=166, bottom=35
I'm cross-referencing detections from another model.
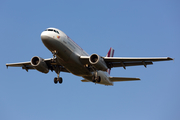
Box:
left=54, top=77, right=63, bottom=84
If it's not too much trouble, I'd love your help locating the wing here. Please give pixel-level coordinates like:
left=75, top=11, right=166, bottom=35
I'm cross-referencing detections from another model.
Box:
left=109, top=77, right=140, bottom=82
left=103, top=57, right=173, bottom=69
left=6, top=58, right=69, bottom=73
left=80, top=56, right=173, bottom=69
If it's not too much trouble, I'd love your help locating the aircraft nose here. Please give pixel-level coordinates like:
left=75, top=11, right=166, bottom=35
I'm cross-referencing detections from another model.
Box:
left=41, top=34, right=48, bottom=41
left=41, top=32, right=52, bottom=43
left=40, top=31, right=54, bottom=48
left=41, top=31, right=59, bottom=51
left=41, top=32, right=49, bottom=41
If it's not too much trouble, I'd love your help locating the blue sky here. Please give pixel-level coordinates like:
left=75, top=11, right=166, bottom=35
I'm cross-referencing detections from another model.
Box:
left=0, top=0, right=179, bottom=120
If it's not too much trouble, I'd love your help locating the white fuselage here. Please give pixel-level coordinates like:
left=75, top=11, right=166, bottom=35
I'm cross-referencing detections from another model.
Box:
left=41, top=28, right=113, bottom=85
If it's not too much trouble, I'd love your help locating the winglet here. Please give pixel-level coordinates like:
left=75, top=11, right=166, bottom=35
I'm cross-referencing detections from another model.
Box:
left=6, top=64, right=8, bottom=69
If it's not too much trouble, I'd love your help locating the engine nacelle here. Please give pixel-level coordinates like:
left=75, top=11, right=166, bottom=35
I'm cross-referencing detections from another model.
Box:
left=31, top=56, right=49, bottom=73
left=89, top=54, right=108, bottom=71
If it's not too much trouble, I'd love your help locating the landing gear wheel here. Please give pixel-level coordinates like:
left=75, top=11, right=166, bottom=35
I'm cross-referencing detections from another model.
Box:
left=97, top=76, right=101, bottom=83
left=58, top=77, right=63, bottom=84
left=92, top=76, right=96, bottom=82
left=54, top=77, right=58, bottom=84
left=92, top=76, right=101, bottom=83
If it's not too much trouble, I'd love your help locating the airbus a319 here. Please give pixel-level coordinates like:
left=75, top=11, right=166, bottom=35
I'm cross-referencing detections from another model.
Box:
left=6, top=28, right=173, bottom=86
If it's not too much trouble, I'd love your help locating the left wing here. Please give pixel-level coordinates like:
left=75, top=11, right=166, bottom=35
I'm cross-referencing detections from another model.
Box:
left=80, top=56, right=173, bottom=69
left=6, top=58, right=69, bottom=72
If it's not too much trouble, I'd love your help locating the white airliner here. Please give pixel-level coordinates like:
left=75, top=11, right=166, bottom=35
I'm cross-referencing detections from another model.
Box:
left=6, top=28, right=173, bottom=86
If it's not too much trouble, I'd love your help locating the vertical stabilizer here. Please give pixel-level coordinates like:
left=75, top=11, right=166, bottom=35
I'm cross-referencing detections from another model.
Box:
left=106, top=47, right=114, bottom=75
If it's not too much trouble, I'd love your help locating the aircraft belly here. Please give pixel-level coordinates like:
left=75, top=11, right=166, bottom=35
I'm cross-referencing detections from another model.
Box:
left=57, top=52, right=92, bottom=76
left=42, top=36, right=72, bottom=61
left=65, top=64, right=91, bottom=76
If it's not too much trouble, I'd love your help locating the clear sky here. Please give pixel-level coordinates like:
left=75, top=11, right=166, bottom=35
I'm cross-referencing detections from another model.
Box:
left=0, top=0, right=179, bottom=120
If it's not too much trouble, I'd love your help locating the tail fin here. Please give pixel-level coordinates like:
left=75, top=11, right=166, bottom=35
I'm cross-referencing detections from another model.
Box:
left=106, top=47, right=114, bottom=75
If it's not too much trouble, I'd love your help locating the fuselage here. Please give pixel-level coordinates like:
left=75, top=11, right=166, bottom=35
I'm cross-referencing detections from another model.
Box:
left=41, top=28, right=113, bottom=85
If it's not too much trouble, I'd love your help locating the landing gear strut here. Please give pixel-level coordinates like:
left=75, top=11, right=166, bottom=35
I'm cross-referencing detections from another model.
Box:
left=52, top=50, right=57, bottom=60
left=51, top=50, right=63, bottom=84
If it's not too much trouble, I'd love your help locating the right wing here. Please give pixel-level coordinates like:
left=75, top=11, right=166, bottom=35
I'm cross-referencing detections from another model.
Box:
left=80, top=56, right=173, bottom=69
left=103, top=57, right=173, bottom=69
left=6, top=58, right=69, bottom=73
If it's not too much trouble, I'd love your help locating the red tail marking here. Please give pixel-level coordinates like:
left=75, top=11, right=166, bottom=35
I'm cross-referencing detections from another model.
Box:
left=106, top=47, right=114, bottom=75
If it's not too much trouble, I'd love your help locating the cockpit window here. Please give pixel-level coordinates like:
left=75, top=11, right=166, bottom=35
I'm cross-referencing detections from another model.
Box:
left=48, top=29, right=54, bottom=31
left=54, top=30, right=59, bottom=34
left=44, top=29, right=59, bottom=34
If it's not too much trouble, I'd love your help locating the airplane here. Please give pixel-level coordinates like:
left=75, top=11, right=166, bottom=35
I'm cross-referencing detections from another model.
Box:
left=6, top=28, right=173, bottom=86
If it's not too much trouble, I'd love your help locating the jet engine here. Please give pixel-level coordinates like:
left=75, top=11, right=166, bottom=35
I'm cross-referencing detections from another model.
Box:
left=31, top=56, right=49, bottom=73
left=89, top=54, right=108, bottom=71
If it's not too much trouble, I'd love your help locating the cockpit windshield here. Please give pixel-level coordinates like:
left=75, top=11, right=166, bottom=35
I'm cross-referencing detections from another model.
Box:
left=45, top=29, right=59, bottom=34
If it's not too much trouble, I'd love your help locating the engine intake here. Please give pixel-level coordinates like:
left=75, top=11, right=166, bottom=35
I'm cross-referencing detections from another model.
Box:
left=89, top=54, right=108, bottom=71
left=31, top=56, right=49, bottom=73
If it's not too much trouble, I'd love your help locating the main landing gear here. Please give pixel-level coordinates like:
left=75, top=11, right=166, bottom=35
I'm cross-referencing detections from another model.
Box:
left=53, top=65, right=63, bottom=84
left=51, top=50, right=63, bottom=84
left=92, top=71, right=101, bottom=83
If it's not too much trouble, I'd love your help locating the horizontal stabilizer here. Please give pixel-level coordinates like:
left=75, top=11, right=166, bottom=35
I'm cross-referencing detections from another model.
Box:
left=81, top=79, right=91, bottom=82
left=109, top=77, right=140, bottom=82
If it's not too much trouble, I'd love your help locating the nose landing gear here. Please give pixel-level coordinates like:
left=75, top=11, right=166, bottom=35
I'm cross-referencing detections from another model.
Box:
left=51, top=50, right=63, bottom=84
left=54, top=77, right=63, bottom=84
left=52, top=50, right=57, bottom=58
